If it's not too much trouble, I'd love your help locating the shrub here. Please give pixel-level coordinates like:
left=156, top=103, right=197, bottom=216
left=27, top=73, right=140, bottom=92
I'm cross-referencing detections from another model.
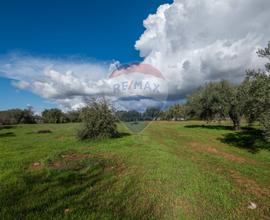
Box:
left=77, top=99, right=118, bottom=140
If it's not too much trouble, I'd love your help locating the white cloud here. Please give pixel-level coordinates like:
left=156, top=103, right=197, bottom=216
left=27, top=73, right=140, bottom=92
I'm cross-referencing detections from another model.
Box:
left=0, top=54, right=168, bottom=111
left=1, top=0, right=270, bottom=110
left=135, top=0, right=270, bottom=99
left=0, top=54, right=113, bottom=110
left=12, top=80, right=30, bottom=90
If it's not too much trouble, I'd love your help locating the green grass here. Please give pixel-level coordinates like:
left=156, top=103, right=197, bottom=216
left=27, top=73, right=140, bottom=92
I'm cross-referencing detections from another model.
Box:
left=0, top=121, right=270, bottom=219
left=121, top=121, right=149, bottom=133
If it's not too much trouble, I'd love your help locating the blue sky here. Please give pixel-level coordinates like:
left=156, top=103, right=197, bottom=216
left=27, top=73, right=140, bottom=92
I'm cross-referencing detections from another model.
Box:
left=1, top=0, right=269, bottom=112
left=0, top=0, right=171, bottom=111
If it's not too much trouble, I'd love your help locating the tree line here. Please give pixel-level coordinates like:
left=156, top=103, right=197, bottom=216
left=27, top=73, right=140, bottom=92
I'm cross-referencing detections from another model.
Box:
left=1, top=42, right=269, bottom=140
left=0, top=107, right=36, bottom=125
left=116, top=107, right=161, bottom=122
left=0, top=108, right=82, bottom=125
left=163, top=42, right=270, bottom=141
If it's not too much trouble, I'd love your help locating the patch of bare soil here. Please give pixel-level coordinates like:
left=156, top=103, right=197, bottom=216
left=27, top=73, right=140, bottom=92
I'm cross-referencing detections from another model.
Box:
left=189, top=142, right=247, bottom=164
left=189, top=143, right=269, bottom=195
left=50, top=152, right=93, bottom=169
left=48, top=152, right=126, bottom=174
left=60, top=152, right=93, bottom=160
left=28, top=162, right=44, bottom=171
left=229, top=170, right=270, bottom=197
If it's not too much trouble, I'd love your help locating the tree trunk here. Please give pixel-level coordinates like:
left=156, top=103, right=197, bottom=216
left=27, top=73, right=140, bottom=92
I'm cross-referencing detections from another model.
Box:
left=233, top=120, right=240, bottom=130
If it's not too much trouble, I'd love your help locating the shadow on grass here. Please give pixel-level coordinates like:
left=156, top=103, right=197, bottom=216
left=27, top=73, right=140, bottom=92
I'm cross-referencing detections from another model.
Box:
left=0, top=125, right=16, bottom=130
left=185, top=124, right=233, bottom=130
left=0, top=132, right=16, bottom=138
left=184, top=124, right=270, bottom=153
left=113, top=132, right=131, bottom=139
left=219, top=127, right=270, bottom=153
left=0, top=154, right=161, bottom=219
left=27, top=129, right=52, bottom=135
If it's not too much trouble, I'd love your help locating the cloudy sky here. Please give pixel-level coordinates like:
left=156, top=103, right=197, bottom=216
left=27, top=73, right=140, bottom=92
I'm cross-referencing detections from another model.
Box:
left=0, top=0, right=269, bottom=112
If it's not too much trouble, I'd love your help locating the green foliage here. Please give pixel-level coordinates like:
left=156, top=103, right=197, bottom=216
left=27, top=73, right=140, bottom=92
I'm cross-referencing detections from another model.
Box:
left=182, top=41, right=270, bottom=137
left=77, top=99, right=118, bottom=140
left=40, top=109, right=81, bottom=124
left=241, top=71, right=266, bottom=122
left=257, top=41, right=270, bottom=72
left=240, top=42, right=270, bottom=140
left=242, top=72, right=270, bottom=138
left=42, top=108, right=67, bottom=123
left=227, top=85, right=246, bottom=130
left=186, top=80, right=244, bottom=129
left=116, top=107, right=161, bottom=122
left=259, top=110, right=270, bottom=142
left=186, top=90, right=203, bottom=119
left=0, top=107, right=35, bottom=125
left=65, top=110, right=82, bottom=122
left=162, top=104, right=187, bottom=120
left=183, top=42, right=270, bottom=132
left=187, top=83, right=221, bottom=122
left=116, top=110, right=142, bottom=122
left=143, top=107, right=160, bottom=120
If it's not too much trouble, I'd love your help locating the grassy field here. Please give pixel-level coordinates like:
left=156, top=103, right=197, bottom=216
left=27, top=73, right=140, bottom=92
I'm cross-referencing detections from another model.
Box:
left=0, top=121, right=270, bottom=219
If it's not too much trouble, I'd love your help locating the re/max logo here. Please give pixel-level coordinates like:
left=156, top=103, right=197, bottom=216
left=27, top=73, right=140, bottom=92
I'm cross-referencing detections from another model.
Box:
left=113, top=80, right=160, bottom=94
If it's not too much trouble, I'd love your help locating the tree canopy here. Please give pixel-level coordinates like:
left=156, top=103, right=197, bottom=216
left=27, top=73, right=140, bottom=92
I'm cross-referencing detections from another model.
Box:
left=77, top=99, right=118, bottom=140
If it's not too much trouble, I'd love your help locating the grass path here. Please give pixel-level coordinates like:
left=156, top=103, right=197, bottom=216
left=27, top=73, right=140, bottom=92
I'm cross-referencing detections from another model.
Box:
left=0, top=121, right=269, bottom=219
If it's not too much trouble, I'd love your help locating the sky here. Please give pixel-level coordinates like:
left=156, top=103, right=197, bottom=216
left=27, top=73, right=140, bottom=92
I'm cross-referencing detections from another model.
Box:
left=0, top=0, right=269, bottom=112
left=0, top=0, right=172, bottom=111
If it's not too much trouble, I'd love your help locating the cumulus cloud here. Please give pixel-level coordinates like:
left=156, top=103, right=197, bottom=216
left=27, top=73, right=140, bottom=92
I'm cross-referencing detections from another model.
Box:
left=1, top=0, right=270, bottom=110
left=135, top=0, right=270, bottom=99
left=0, top=54, right=113, bottom=110
left=0, top=54, right=168, bottom=111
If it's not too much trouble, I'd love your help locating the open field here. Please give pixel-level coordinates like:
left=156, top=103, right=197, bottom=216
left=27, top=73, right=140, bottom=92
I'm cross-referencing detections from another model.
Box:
left=0, top=121, right=270, bottom=219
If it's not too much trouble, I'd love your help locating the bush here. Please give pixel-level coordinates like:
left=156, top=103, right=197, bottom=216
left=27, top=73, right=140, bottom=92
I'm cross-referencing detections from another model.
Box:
left=77, top=99, right=118, bottom=140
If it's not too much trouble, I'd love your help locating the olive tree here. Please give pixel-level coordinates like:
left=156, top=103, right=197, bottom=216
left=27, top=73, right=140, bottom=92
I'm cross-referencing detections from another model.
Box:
left=42, top=108, right=66, bottom=123
left=186, top=80, right=244, bottom=130
left=77, top=98, right=118, bottom=140
left=240, top=42, right=270, bottom=140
